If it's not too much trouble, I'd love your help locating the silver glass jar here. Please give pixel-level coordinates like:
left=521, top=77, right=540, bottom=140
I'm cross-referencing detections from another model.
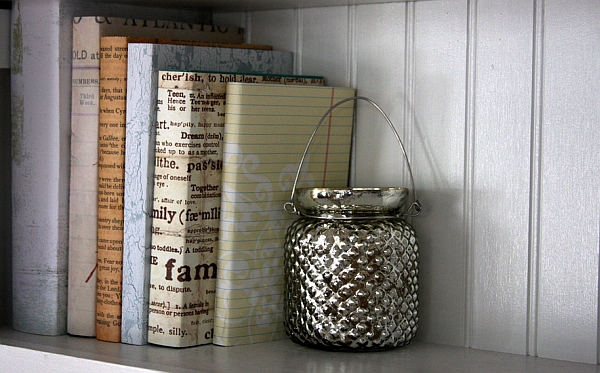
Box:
left=283, top=97, right=422, bottom=351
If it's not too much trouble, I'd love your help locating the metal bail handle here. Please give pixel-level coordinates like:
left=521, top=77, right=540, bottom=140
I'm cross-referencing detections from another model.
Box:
left=284, top=96, right=422, bottom=217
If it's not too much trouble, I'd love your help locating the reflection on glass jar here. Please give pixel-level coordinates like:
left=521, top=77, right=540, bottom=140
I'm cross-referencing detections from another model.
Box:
left=284, top=216, right=418, bottom=351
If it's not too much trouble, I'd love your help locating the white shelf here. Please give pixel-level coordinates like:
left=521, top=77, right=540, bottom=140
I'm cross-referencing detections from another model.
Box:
left=1, top=327, right=598, bottom=373
left=5, top=0, right=600, bottom=369
left=84, top=0, right=421, bottom=12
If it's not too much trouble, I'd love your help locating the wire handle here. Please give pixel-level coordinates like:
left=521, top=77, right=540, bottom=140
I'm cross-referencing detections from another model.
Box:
left=284, top=96, right=422, bottom=217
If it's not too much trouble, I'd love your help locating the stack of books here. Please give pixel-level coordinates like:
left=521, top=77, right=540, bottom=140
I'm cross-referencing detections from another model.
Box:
left=28, top=15, right=357, bottom=348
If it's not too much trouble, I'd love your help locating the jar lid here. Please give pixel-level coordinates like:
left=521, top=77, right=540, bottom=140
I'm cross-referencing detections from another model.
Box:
left=293, top=187, right=408, bottom=218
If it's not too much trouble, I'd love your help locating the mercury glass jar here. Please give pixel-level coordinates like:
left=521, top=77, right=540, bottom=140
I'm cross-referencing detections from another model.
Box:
left=283, top=97, right=422, bottom=351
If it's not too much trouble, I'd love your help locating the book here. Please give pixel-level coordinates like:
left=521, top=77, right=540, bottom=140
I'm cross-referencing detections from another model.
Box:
left=68, top=16, right=244, bottom=337
left=0, top=22, right=10, bottom=328
left=11, top=0, right=73, bottom=336
left=122, top=44, right=294, bottom=345
left=0, top=7, right=8, bottom=68
left=146, top=71, right=325, bottom=348
left=213, top=83, right=356, bottom=346
left=97, top=35, right=159, bottom=342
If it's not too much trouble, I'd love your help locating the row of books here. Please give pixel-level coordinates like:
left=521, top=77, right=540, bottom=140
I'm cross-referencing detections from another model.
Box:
left=67, top=16, right=357, bottom=348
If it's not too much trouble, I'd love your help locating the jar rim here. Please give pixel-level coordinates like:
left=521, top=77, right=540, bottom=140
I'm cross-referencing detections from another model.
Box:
left=293, top=187, right=409, bottom=219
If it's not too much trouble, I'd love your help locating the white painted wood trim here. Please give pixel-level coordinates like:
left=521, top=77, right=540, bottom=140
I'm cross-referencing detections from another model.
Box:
left=2, top=328, right=600, bottom=373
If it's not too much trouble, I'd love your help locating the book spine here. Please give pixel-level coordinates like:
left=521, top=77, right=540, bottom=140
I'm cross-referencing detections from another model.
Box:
left=1, top=8, right=9, bottom=68
left=11, top=0, right=69, bottom=336
left=121, top=44, right=157, bottom=345
left=147, top=71, right=223, bottom=347
left=96, top=36, right=129, bottom=342
left=0, top=10, right=10, bottom=327
left=67, top=16, right=100, bottom=338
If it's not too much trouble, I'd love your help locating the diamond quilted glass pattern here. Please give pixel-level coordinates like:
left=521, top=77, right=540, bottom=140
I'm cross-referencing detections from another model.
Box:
left=284, top=217, right=419, bottom=351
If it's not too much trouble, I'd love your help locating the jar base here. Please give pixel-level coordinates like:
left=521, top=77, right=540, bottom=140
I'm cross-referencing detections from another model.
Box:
left=287, top=333, right=413, bottom=352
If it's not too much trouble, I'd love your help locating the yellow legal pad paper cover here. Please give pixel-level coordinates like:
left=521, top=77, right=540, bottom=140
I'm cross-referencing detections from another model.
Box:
left=214, top=82, right=356, bottom=346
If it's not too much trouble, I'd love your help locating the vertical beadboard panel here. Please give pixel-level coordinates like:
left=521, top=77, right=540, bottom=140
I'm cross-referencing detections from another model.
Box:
left=244, top=10, right=297, bottom=54
left=527, top=0, right=544, bottom=357
left=212, top=12, right=247, bottom=36
left=219, top=10, right=300, bottom=74
left=248, top=9, right=301, bottom=73
left=537, top=0, right=600, bottom=364
left=463, top=0, right=477, bottom=349
left=470, top=0, right=534, bottom=354
left=220, top=7, right=351, bottom=85
left=297, top=6, right=350, bottom=86
left=411, top=0, right=468, bottom=347
left=218, top=9, right=298, bottom=65
left=354, top=3, right=406, bottom=188
left=216, top=1, right=600, bottom=363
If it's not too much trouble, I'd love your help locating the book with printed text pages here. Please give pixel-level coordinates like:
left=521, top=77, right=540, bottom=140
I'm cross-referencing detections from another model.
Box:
left=122, top=44, right=294, bottom=345
left=11, top=4, right=244, bottom=338
left=96, top=35, right=161, bottom=342
left=146, top=71, right=324, bottom=348
left=68, top=15, right=244, bottom=338
left=213, top=83, right=356, bottom=346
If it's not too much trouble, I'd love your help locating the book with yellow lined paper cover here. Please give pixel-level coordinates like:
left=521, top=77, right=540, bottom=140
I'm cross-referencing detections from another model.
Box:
left=214, top=83, right=356, bottom=346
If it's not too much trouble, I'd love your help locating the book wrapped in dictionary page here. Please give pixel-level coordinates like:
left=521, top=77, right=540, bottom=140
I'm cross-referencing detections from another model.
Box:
left=146, top=71, right=324, bottom=348
left=123, top=45, right=294, bottom=345
left=214, top=83, right=356, bottom=346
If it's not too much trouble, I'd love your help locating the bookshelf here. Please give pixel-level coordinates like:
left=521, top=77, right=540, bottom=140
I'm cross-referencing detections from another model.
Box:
left=2, top=0, right=600, bottom=371
left=2, top=325, right=600, bottom=373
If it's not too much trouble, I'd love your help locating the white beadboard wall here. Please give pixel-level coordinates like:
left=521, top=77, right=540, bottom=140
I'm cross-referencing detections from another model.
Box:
left=215, top=0, right=600, bottom=364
